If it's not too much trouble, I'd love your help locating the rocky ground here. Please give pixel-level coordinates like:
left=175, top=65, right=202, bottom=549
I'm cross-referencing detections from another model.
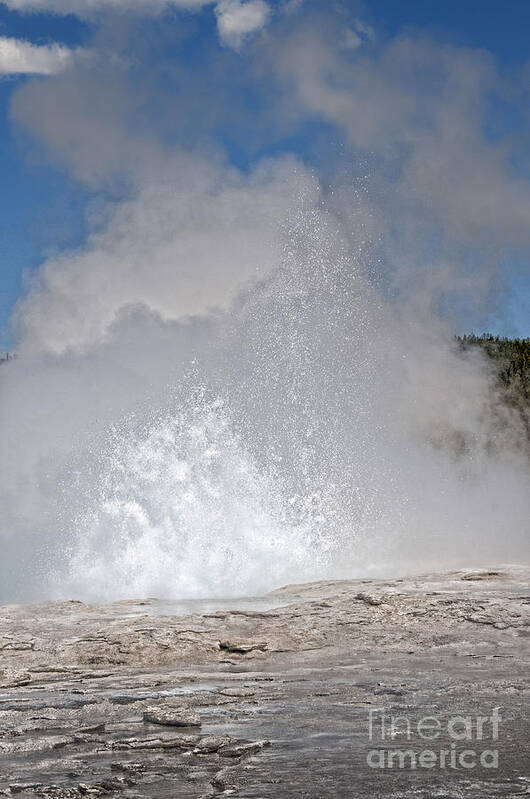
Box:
left=0, top=567, right=529, bottom=798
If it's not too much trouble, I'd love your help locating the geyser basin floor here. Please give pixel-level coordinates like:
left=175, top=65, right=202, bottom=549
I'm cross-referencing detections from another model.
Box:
left=0, top=568, right=528, bottom=798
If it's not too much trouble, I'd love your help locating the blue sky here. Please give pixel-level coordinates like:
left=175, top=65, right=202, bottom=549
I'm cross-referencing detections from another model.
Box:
left=1, top=0, right=530, bottom=351
left=0, top=5, right=87, bottom=347
left=369, top=0, right=530, bottom=64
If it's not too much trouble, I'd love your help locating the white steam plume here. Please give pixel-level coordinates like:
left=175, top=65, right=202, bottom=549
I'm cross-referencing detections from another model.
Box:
left=0, top=8, right=529, bottom=602
left=15, top=156, right=315, bottom=355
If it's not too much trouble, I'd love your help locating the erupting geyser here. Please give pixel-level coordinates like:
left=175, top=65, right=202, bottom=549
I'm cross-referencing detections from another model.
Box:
left=1, top=189, right=528, bottom=602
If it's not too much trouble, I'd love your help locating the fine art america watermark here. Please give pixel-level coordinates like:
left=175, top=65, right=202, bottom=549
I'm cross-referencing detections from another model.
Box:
left=366, top=707, right=501, bottom=770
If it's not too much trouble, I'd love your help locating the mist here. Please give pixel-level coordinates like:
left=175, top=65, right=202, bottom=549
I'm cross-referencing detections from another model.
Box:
left=1, top=3, right=529, bottom=603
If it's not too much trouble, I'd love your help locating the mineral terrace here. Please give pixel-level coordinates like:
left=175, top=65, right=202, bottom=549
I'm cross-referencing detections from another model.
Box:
left=0, top=568, right=529, bottom=797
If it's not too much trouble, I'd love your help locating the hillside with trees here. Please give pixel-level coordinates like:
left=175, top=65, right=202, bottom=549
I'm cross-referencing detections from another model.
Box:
left=457, top=335, right=530, bottom=450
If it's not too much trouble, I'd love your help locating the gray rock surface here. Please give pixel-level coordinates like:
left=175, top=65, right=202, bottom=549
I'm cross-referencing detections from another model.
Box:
left=142, top=703, right=201, bottom=727
left=0, top=567, right=528, bottom=797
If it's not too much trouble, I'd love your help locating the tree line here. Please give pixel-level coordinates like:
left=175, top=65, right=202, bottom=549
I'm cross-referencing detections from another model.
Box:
left=456, top=334, right=530, bottom=449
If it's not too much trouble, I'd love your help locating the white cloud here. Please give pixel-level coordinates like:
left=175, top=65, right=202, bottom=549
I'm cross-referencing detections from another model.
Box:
left=352, top=18, right=374, bottom=41
left=344, top=29, right=361, bottom=50
left=1, top=0, right=208, bottom=14
left=1, top=0, right=272, bottom=50
left=0, top=35, right=79, bottom=75
left=344, top=19, right=375, bottom=50
left=282, top=0, right=304, bottom=12
left=215, top=0, right=271, bottom=49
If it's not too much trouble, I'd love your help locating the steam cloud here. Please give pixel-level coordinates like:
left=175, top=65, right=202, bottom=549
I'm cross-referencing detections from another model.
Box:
left=0, top=36, right=86, bottom=74
left=0, top=3, right=529, bottom=602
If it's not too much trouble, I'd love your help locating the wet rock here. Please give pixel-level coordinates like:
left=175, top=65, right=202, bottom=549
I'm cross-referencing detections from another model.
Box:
left=109, top=733, right=200, bottom=750
left=72, top=733, right=107, bottom=745
left=0, top=735, right=74, bottom=754
left=211, top=766, right=243, bottom=792
left=0, top=669, right=31, bottom=688
left=1, top=568, right=529, bottom=797
left=193, top=735, right=233, bottom=754
left=110, top=761, right=146, bottom=774
left=219, top=640, right=267, bottom=654
left=1, top=639, right=35, bottom=651
left=8, top=786, right=111, bottom=798
left=143, top=703, right=201, bottom=727
left=461, top=571, right=505, bottom=581
left=75, top=724, right=105, bottom=735
left=219, top=739, right=270, bottom=758
left=217, top=687, right=256, bottom=697
left=77, top=782, right=114, bottom=796
left=354, top=592, right=384, bottom=606
left=465, top=611, right=507, bottom=627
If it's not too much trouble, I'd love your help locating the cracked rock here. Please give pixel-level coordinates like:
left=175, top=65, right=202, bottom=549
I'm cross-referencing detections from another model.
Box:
left=219, top=740, right=270, bottom=758
left=211, top=766, right=243, bottom=792
left=0, top=669, right=31, bottom=688
left=219, top=640, right=267, bottom=654
left=143, top=703, right=201, bottom=727
left=354, top=592, right=384, bottom=606
left=194, top=735, right=233, bottom=754
left=109, top=733, right=200, bottom=750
